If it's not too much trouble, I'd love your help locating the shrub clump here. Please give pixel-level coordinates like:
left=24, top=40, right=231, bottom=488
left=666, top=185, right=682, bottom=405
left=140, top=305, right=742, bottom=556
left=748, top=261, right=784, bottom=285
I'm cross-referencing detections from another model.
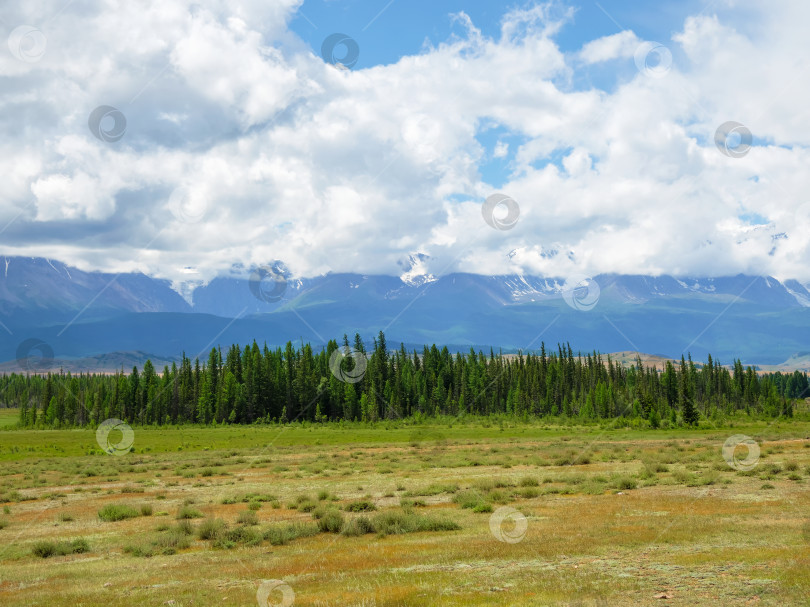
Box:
left=614, top=477, right=638, bottom=491
left=32, top=538, right=90, bottom=558
left=263, top=522, right=319, bottom=546
left=297, top=500, right=317, bottom=513
left=176, top=505, right=204, bottom=519
left=316, top=509, right=345, bottom=533
left=341, top=515, right=376, bottom=537
left=124, top=523, right=193, bottom=557
left=370, top=509, right=461, bottom=537
left=403, top=483, right=459, bottom=497
left=213, top=525, right=262, bottom=549
left=237, top=510, right=258, bottom=526
left=453, top=490, right=488, bottom=510
left=152, top=528, right=192, bottom=554
left=519, top=487, right=540, bottom=499
left=197, top=518, right=227, bottom=540
left=98, top=504, right=140, bottom=522
left=399, top=498, right=427, bottom=508
left=344, top=500, right=377, bottom=512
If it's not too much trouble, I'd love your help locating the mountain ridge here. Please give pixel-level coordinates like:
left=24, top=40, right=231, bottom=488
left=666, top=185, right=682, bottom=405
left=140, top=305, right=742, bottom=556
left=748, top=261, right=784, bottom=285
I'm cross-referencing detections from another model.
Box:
left=2, top=256, right=809, bottom=367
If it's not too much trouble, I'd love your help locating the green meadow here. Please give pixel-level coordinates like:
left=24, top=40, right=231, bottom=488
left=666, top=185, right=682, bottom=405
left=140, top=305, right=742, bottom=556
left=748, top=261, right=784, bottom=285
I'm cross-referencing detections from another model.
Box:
left=1, top=412, right=809, bottom=606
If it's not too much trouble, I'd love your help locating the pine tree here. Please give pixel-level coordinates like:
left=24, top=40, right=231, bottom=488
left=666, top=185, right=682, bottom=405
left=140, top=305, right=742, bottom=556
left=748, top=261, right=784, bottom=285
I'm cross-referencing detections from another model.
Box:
left=649, top=404, right=661, bottom=428
left=46, top=396, right=57, bottom=426
left=679, top=357, right=699, bottom=425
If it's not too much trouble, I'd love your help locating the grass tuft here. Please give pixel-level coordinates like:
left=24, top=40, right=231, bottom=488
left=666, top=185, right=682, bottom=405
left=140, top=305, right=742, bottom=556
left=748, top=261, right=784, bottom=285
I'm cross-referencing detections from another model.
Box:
left=32, top=538, right=89, bottom=558
left=176, top=505, right=204, bottom=519
left=344, top=500, right=377, bottom=512
left=98, top=504, right=140, bottom=522
left=263, top=522, right=319, bottom=546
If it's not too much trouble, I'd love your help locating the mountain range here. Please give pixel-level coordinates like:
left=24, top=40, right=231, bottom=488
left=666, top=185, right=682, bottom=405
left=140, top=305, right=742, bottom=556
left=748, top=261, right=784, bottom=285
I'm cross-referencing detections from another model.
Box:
left=2, top=256, right=810, bottom=371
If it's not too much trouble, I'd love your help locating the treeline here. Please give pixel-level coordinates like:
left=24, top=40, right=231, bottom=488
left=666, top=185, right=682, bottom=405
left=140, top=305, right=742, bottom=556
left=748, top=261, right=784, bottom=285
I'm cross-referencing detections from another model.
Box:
left=1, top=331, right=806, bottom=428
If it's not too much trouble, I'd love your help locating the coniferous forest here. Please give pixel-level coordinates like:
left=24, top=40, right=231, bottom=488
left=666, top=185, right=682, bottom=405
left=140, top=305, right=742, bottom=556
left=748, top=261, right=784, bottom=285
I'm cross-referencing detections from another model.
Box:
left=2, top=332, right=807, bottom=429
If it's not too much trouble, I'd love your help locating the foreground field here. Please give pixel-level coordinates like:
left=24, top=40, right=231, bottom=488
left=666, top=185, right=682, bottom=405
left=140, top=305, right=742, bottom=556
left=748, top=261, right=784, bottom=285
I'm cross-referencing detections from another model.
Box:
left=1, top=415, right=809, bottom=606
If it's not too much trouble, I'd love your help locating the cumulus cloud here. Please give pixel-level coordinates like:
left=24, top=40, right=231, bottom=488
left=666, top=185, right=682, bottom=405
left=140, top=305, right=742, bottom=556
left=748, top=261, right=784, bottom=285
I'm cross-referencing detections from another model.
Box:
left=1, top=0, right=809, bottom=288
left=578, top=30, right=640, bottom=64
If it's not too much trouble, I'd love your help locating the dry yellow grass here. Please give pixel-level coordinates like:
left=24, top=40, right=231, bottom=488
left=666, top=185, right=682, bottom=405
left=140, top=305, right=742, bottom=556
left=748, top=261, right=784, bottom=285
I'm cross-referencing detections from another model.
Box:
left=0, top=420, right=809, bottom=605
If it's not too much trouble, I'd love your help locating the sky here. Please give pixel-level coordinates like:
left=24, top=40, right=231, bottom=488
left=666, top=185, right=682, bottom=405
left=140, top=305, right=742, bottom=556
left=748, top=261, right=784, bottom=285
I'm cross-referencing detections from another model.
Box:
left=2, top=0, right=810, bottom=290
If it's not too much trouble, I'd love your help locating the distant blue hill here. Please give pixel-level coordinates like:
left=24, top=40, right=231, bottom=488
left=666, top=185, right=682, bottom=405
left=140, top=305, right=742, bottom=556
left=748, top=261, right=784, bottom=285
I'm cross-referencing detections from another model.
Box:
left=2, top=256, right=809, bottom=366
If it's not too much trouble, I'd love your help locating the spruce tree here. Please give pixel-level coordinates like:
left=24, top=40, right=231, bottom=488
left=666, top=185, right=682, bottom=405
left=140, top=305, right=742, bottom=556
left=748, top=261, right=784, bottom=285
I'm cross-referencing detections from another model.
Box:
left=679, top=355, right=699, bottom=425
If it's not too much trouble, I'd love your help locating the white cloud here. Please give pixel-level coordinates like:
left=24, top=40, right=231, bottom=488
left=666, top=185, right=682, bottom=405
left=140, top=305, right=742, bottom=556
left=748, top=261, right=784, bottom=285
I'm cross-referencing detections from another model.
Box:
left=579, top=30, right=640, bottom=64
left=1, top=0, right=809, bottom=287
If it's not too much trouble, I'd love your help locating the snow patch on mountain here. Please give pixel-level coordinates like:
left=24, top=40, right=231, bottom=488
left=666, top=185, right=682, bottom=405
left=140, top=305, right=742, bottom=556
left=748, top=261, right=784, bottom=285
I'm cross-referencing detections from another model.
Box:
left=783, top=280, right=810, bottom=307
left=399, top=253, right=437, bottom=287
left=500, top=275, right=563, bottom=302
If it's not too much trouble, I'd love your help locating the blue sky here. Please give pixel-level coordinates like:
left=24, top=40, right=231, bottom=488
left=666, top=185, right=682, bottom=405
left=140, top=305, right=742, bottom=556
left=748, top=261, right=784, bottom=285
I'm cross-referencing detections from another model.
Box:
left=289, top=0, right=706, bottom=69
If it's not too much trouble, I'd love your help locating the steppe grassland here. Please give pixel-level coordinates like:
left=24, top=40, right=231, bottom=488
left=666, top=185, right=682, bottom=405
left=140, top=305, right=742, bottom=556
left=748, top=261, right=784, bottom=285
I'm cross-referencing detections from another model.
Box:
left=0, top=415, right=809, bottom=606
